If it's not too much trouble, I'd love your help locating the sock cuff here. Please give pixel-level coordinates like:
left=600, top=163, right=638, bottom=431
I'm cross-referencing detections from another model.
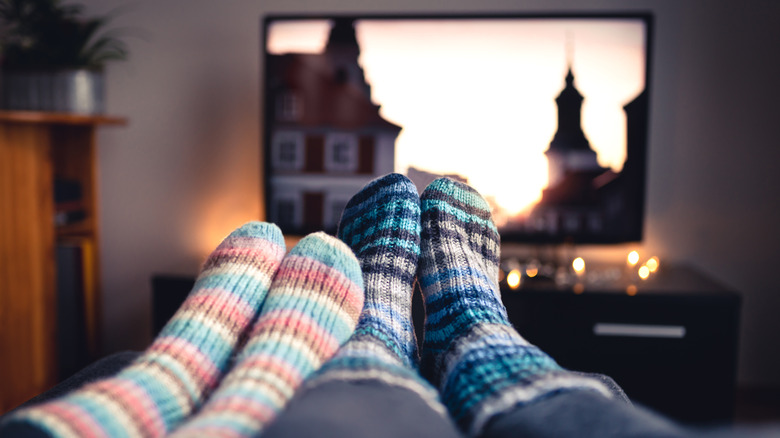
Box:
left=436, top=322, right=521, bottom=381
left=439, top=323, right=615, bottom=436
left=467, top=375, right=615, bottom=436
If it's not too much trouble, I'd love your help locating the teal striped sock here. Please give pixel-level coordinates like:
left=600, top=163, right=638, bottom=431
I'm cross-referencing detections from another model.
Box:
left=307, top=173, right=445, bottom=415
left=420, top=178, right=612, bottom=436
left=169, top=232, right=364, bottom=437
left=0, top=222, right=286, bottom=438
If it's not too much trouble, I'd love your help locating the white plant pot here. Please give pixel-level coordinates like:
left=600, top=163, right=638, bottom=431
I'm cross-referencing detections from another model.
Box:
left=1, top=69, right=105, bottom=114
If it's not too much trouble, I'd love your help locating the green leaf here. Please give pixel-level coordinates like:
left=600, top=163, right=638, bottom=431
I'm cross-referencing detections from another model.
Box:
left=0, top=0, right=128, bottom=69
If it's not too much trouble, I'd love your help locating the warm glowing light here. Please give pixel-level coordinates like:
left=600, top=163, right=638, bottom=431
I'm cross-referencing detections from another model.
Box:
left=267, top=20, right=331, bottom=54
left=627, top=250, right=640, bottom=266
left=498, top=269, right=506, bottom=283
left=525, top=266, right=539, bottom=278
left=646, top=256, right=659, bottom=273
left=638, top=265, right=650, bottom=280
left=573, top=283, right=585, bottom=294
left=507, top=269, right=522, bottom=289
left=572, top=257, right=586, bottom=274
left=626, top=284, right=638, bottom=296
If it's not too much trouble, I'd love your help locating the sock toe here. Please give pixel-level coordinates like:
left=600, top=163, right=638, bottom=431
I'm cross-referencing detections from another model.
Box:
left=421, top=177, right=492, bottom=214
left=290, top=232, right=364, bottom=291
left=337, top=173, right=419, bottom=252
left=227, top=221, right=284, bottom=244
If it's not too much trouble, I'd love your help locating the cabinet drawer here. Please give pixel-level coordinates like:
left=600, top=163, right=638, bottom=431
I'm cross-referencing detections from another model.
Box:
left=500, top=289, right=740, bottom=424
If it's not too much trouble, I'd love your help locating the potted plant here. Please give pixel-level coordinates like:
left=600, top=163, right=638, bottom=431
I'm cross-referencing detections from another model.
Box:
left=0, top=0, right=127, bottom=114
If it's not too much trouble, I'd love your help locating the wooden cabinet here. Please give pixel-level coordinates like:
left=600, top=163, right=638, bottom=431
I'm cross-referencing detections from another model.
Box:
left=0, top=111, right=125, bottom=413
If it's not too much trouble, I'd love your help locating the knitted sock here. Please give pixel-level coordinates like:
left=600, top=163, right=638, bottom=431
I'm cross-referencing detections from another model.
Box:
left=419, top=178, right=612, bottom=436
left=0, top=222, right=286, bottom=438
left=169, top=232, right=364, bottom=437
left=306, top=173, right=445, bottom=415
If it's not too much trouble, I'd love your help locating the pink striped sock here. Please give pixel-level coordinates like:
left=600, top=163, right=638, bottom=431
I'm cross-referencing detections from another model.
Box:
left=170, top=232, right=363, bottom=438
left=1, top=222, right=286, bottom=438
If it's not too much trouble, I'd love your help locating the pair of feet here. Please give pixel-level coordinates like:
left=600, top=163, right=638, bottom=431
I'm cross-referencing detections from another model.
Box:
left=3, top=225, right=366, bottom=437
left=327, top=173, right=506, bottom=381
left=317, top=174, right=611, bottom=435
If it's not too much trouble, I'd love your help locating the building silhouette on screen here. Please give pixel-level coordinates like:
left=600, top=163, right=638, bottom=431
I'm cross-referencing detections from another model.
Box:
left=519, top=66, right=646, bottom=242
left=265, top=18, right=400, bottom=234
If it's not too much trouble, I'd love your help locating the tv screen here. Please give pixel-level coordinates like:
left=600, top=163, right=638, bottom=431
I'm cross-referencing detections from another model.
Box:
left=262, top=13, right=652, bottom=243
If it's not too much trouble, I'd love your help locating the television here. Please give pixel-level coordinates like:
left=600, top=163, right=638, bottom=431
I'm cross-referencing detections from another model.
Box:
left=261, top=13, right=652, bottom=244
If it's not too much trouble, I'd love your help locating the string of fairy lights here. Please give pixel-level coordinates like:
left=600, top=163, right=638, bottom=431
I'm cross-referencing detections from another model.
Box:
left=500, top=250, right=661, bottom=295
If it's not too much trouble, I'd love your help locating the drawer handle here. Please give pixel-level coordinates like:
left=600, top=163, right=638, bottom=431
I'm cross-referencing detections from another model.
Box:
left=593, top=323, right=686, bottom=339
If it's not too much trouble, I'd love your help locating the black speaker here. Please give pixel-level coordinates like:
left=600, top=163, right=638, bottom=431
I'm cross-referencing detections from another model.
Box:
left=151, top=275, right=195, bottom=336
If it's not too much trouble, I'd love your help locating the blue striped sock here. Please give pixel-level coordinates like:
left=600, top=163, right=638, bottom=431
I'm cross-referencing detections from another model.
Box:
left=419, top=178, right=612, bottom=436
left=306, top=173, right=445, bottom=415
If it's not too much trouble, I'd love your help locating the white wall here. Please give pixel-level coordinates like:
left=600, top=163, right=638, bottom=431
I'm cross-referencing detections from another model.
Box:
left=82, top=0, right=780, bottom=386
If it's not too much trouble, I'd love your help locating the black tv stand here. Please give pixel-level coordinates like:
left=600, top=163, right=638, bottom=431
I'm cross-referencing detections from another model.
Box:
left=499, top=264, right=741, bottom=425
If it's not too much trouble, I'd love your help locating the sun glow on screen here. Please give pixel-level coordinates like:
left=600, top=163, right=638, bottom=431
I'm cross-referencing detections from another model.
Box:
left=267, top=19, right=645, bottom=218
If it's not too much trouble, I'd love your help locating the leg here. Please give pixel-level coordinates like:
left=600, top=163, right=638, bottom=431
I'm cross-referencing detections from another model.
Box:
left=265, top=174, right=461, bottom=437
left=306, top=174, right=445, bottom=407
left=418, top=178, right=614, bottom=436
left=7, top=352, right=140, bottom=411
left=263, top=380, right=464, bottom=438
left=418, top=178, right=780, bottom=438
left=169, top=232, right=364, bottom=437
left=0, top=222, right=286, bottom=437
left=483, top=390, right=780, bottom=438
left=482, top=390, right=689, bottom=438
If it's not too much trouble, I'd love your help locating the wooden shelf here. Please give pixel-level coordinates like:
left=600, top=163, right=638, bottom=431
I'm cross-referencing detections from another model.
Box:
left=0, top=110, right=127, bottom=126
left=0, top=110, right=124, bottom=413
left=56, top=220, right=96, bottom=238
